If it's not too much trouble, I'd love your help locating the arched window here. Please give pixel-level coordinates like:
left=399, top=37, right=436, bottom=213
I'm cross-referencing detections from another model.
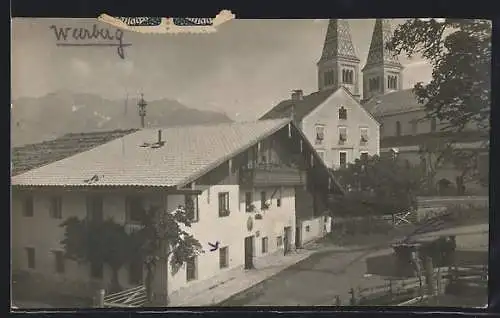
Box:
left=430, top=118, right=437, bottom=132
left=395, top=121, right=402, bottom=136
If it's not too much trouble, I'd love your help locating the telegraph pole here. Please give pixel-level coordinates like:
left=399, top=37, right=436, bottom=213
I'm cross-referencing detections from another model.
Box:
left=138, top=93, right=147, bottom=128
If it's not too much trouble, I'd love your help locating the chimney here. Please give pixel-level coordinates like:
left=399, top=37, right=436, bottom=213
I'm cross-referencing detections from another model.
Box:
left=291, top=89, right=304, bottom=101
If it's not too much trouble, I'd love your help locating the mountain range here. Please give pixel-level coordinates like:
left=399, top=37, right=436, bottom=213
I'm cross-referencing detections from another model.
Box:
left=11, top=90, right=233, bottom=147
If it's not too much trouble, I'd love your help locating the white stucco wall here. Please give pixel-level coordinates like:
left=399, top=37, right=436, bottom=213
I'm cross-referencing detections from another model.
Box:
left=297, top=216, right=332, bottom=246
left=302, top=89, right=380, bottom=169
left=12, top=184, right=297, bottom=298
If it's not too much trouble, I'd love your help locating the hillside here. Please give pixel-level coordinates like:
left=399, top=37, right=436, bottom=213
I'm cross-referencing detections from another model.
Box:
left=11, top=91, right=233, bottom=147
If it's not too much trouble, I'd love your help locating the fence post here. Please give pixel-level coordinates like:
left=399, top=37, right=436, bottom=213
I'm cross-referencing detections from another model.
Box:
left=349, top=288, right=357, bottom=305
left=389, top=279, right=393, bottom=298
left=436, top=267, right=442, bottom=295
left=95, top=289, right=105, bottom=308
left=335, top=295, right=341, bottom=306
left=424, top=256, right=436, bottom=296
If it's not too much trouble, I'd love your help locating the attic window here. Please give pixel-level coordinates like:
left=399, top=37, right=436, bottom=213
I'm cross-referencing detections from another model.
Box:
left=338, top=106, right=347, bottom=120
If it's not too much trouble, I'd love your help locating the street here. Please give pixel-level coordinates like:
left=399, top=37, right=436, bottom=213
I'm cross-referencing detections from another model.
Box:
left=219, top=223, right=488, bottom=306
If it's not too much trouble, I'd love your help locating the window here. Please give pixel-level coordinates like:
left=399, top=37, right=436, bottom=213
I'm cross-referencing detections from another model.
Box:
left=430, top=118, right=437, bottom=132
left=91, top=261, right=103, bottom=279
left=86, top=196, right=103, bottom=222
left=260, top=191, right=268, bottom=210
left=324, top=70, right=334, bottom=86
left=186, top=256, right=197, bottom=281
left=126, top=196, right=144, bottom=223
left=23, top=196, right=34, bottom=217
left=129, top=258, right=143, bottom=284
left=338, top=106, right=347, bottom=120
left=277, top=236, right=283, bottom=247
left=53, top=250, right=65, bottom=274
left=49, top=196, right=62, bottom=219
left=338, top=127, right=347, bottom=144
left=411, top=120, right=418, bottom=135
left=395, top=121, right=402, bottom=137
left=387, top=75, right=398, bottom=89
left=25, top=247, right=35, bottom=269
left=360, top=128, right=369, bottom=144
left=360, top=152, right=369, bottom=161
left=317, top=150, right=325, bottom=163
left=245, top=192, right=254, bottom=212
left=219, top=246, right=229, bottom=269
left=185, top=194, right=199, bottom=222
left=218, top=192, right=230, bottom=217
left=305, top=225, right=310, bottom=232
left=315, top=125, right=325, bottom=144
left=339, top=152, right=347, bottom=168
left=342, top=69, right=354, bottom=84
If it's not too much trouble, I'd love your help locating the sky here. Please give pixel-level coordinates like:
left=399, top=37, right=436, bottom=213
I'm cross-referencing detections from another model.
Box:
left=11, top=18, right=433, bottom=121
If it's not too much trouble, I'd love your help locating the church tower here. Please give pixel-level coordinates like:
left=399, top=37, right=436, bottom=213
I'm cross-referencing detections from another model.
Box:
left=317, top=19, right=361, bottom=101
left=362, top=19, right=404, bottom=102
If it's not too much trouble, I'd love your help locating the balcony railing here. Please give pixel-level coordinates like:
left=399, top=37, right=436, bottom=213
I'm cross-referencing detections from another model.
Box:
left=239, top=163, right=306, bottom=187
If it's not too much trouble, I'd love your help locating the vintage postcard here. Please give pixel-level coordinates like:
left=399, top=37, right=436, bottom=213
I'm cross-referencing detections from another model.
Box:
left=11, top=17, right=490, bottom=310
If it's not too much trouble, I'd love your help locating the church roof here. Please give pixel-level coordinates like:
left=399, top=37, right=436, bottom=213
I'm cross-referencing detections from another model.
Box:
left=259, top=88, right=336, bottom=121
left=363, top=89, right=424, bottom=117
left=363, top=19, right=403, bottom=70
left=318, top=19, right=359, bottom=63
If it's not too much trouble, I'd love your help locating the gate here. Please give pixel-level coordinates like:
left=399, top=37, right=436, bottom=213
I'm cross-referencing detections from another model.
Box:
left=103, top=285, right=147, bottom=308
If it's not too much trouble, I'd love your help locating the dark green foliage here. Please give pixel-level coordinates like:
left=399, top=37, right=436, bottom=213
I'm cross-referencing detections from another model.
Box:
left=60, top=204, right=203, bottom=303
left=60, top=217, right=131, bottom=292
left=331, top=155, right=423, bottom=217
left=388, top=19, right=491, bottom=182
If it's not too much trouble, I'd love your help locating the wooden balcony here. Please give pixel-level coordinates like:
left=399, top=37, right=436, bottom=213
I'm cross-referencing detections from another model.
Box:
left=239, top=163, right=306, bottom=188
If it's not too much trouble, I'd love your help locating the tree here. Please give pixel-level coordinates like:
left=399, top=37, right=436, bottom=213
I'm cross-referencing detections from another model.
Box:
left=331, top=154, right=424, bottom=217
left=128, top=204, right=203, bottom=305
left=60, top=217, right=132, bottom=293
left=388, top=19, right=491, bottom=182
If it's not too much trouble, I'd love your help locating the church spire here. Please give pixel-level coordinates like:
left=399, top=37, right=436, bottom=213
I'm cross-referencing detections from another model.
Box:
left=317, top=19, right=361, bottom=100
left=362, top=19, right=404, bottom=102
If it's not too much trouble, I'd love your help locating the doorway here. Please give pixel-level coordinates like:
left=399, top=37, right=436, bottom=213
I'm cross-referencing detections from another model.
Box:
left=284, top=226, right=292, bottom=254
left=244, top=236, right=254, bottom=269
left=295, top=226, right=301, bottom=249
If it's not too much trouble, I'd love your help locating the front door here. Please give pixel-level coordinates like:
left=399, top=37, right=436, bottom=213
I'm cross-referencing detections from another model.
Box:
left=244, top=236, right=254, bottom=269
left=295, top=226, right=301, bottom=249
left=284, top=226, right=292, bottom=254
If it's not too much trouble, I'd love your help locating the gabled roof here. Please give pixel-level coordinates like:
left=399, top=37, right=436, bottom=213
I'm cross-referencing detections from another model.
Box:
left=12, top=120, right=291, bottom=188
left=11, top=129, right=139, bottom=176
left=363, top=89, right=424, bottom=117
left=12, top=119, right=345, bottom=194
left=260, top=88, right=336, bottom=121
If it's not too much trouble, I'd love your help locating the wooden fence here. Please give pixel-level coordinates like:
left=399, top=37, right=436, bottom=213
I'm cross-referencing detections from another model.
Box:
left=340, top=265, right=487, bottom=306
left=98, top=285, right=147, bottom=308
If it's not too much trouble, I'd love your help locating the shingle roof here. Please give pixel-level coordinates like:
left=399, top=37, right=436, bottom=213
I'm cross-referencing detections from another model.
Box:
left=11, top=129, right=139, bottom=176
left=260, top=88, right=336, bottom=121
left=362, top=89, right=424, bottom=116
left=12, top=119, right=294, bottom=188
